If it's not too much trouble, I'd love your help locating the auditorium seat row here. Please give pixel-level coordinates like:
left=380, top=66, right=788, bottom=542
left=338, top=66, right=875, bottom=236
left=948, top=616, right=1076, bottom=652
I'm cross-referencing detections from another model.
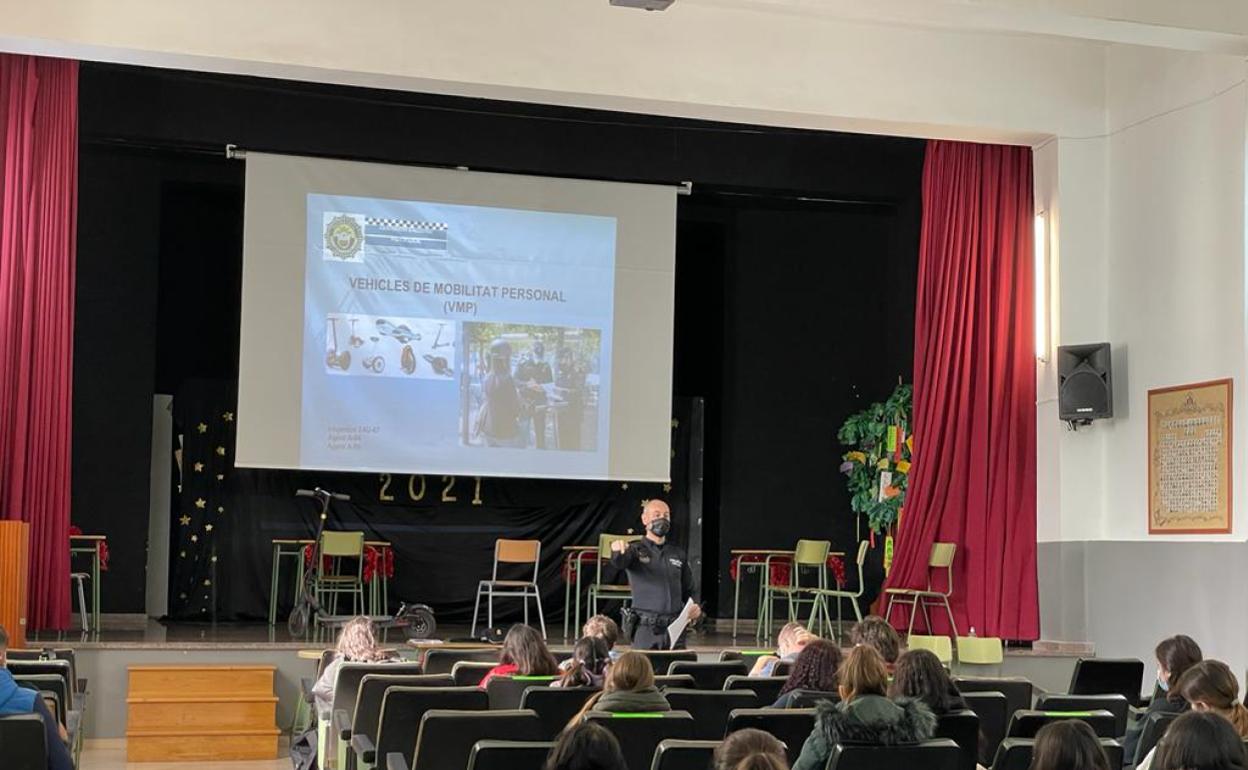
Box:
left=3, top=648, right=88, bottom=768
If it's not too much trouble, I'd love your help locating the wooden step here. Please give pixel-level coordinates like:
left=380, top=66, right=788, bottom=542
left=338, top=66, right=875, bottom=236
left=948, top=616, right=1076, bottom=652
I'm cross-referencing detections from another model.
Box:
left=126, top=696, right=278, bottom=731
left=126, top=728, right=280, bottom=762
left=128, top=665, right=275, bottom=698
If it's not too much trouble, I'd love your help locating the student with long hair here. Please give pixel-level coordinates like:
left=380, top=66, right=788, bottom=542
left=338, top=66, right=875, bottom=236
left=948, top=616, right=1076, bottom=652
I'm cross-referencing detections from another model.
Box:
left=1123, top=635, right=1204, bottom=763
left=569, top=651, right=670, bottom=726
left=772, top=639, right=843, bottom=708
left=849, top=616, right=901, bottom=670
left=790, top=645, right=935, bottom=770
left=714, top=728, right=790, bottom=770
left=480, top=623, right=561, bottom=688
left=1151, top=711, right=1248, bottom=770
left=1031, top=720, right=1112, bottom=770
left=888, top=649, right=967, bottom=715
left=311, top=616, right=397, bottom=720
left=544, top=722, right=628, bottom=770
left=1138, top=660, right=1248, bottom=770
left=555, top=636, right=610, bottom=688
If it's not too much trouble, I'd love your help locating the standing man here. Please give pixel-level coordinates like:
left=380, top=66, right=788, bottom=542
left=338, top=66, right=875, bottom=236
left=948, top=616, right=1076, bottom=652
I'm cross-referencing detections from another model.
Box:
left=610, top=499, right=702, bottom=649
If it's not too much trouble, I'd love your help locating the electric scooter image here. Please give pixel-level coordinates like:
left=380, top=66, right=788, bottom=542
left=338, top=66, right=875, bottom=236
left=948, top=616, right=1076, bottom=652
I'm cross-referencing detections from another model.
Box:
left=348, top=318, right=364, bottom=349
left=363, top=336, right=386, bottom=373
left=325, top=317, right=351, bottom=371
left=431, top=322, right=452, bottom=350
left=423, top=354, right=454, bottom=377
left=376, top=319, right=421, bottom=375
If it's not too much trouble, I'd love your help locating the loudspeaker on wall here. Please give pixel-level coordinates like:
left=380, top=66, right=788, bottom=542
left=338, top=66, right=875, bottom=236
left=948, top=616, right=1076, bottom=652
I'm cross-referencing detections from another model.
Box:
left=1057, top=343, right=1113, bottom=423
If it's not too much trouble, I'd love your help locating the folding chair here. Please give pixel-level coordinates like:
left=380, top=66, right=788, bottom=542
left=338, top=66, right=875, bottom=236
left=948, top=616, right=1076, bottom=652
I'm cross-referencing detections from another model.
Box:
left=343, top=674, right=455, bottom=770
left=584, top=711, right=696, bottom=770
left=365, top=688, right=488, bottom=770
left=424, top=648, right=498, bottom=675
left=663, top=689, right=760, bottom=739
left=991, top=738, right=1122, bottom=770
left=636, top=650, right=698, bottom=675
left=883, top=542, right=958, bottom=636
left=724, top=674, right=786, bottom=705
left=472, top=539, right=546, bottom=638
left=667, top=661, right=748, bottom=690
left=407, top=709, right=542, bottom=770
left=827, top=739, right=961, bottom=770
left=453, top=662, right=499, bottom=687
left=1034, top=694, right=1129, bottom=737
left=588, top=534, right=641, bottom=617
left=784, top=690, right=840, bottom=709
left=807, top=540, right=868, bottom=639
left=317, top=530, right=367, bottom=615
left=934, top=709, right=980, bottom=770
left=467, top=740, right=555, bottom=770
left=654, top=675, right=697, bottom=690
left=1132, top=711, right=1178, bottom=765
left=960, top=690, right=1008, bottom=764
left=650, top=739, right=721, bottom=770
left=760, top=540, right=830, bottom=643
left=520, top=686, right=599, bottom=739
left=486, top=675, right=558, bottom=710
left=954, top=677, right=1033, bottom=724
left=0, top=713, right=47, bottom=770
left=329, top=663, right=424, bottom=764
left=1006, top=709, right=1118, bottom=739
left=908, top=634, right=954, bottom=665
left=724, top=708, right=815, bottom=764
left=1068, top=658, right=1145, bottom=705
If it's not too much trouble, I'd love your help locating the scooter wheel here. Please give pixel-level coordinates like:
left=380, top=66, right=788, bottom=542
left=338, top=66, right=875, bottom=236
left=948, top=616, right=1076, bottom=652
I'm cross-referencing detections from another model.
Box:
left=400, top=604, right=436, bottom=640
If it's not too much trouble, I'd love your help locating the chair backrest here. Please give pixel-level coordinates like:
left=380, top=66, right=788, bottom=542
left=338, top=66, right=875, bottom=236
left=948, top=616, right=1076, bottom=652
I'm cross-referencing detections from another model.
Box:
left=772, top=660, right=792, bottom=677
left=12, top=674, right=68, bottom=726
left=930, top=542, right=957, bottom=568
left=651, top=739, right=722, bottom=770
left=494, top=540, right=541, bottom=583
left=453, top=661, right=500, bottom=687
left=827, top=739, right=962, bottom=770
left=376, top=688, right=489, bottom=768
left=956, top=637, right=1004, bottom=665
left=785, top=690, right=841, bottom=709
left=953, top=677, right=1033, bottom=721
left=991, top=737, right=1123, bottom=770
left=655, top=675, right=697, bottom=690
left=322, top=530, right=365, bottom=557
left=1134, top=710, right=1179, bottom=765
left=316, top=649, right=337, bottom=678
left=724, top=675, right=786, bottom=704
left=487, top=675, right=559, bottom=710
left=908, top=635, right=953, bottom=664
left=468, top=739, right=555, bottom=770
left=584, top=711, right=696, bottom=770
left=1034, top=694, right=1129, bottom=737
left=718, top=650, right=772, bottom=665
left=793, top=539, right=831, bottom=566
left=413, top=709, right=543, bottom=770
left=667, top=661, right=749, bottom=690
left=663, top=689, right=760, bottom=740
left=520, top=686, right=599, bottom=739
left=1006, top=708, right=1118, bottom=739
left=425, top=648, right=499, bottom=675
left=0, top=714, right=47, bottom=770
left=960, top=691, right=1008, bottom=764
left=1068, top=658, right=1145, bottom=704
left=6, top=649, right=77, bottom=694
left=934, top=709, right=980, bottom=770
left=638, top=650, right=699, bottom=674
left=6, top=660, right=72, bottom=702
left=353, top=674, right=455, bottom=741
left=332, top=662, right=425, bottom=719
left=724, top=708, right=815, bottom=764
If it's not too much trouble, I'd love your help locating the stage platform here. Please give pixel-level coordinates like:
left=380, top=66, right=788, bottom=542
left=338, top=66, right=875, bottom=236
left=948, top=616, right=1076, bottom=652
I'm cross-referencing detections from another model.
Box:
left=26, top=620, right=1095, bottom=740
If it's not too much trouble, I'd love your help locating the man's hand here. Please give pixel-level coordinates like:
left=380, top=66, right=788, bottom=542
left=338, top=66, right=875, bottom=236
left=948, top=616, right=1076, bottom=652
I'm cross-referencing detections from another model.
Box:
left=610, top=539, right=628, bottom=554
left=688, top=603, right=702, bottom=620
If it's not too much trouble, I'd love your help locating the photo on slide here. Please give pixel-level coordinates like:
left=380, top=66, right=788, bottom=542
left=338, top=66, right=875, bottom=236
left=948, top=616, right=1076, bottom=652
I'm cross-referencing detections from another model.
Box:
left=324, top=313, right=456, bottom=380
left=462, top=323, right=601, bottom=452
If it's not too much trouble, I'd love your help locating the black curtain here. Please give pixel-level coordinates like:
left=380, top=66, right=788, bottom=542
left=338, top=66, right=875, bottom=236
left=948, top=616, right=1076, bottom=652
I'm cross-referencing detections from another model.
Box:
left=170, top=379, right=694, bottom=622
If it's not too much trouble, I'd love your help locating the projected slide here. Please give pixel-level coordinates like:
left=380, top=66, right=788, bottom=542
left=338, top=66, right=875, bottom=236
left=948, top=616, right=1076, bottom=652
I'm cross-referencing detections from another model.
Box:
left=301, top=193, right=615, bottom=476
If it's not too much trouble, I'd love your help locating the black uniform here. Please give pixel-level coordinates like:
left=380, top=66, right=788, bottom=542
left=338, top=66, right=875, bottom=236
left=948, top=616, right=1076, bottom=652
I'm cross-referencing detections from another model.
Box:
left=610, top=537, right=695, bottom=649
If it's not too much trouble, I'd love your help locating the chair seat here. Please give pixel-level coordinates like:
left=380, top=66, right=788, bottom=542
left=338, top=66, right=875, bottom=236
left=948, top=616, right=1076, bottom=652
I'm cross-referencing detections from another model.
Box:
left=317, top=575, right=363, bottom=584
left=479, top=580, right=538, bottom=589
left=589, top=584, right=631, bottom=593
left=884, top=587, right=917, bottom=595
left=70, top=573, right=90, bottom=580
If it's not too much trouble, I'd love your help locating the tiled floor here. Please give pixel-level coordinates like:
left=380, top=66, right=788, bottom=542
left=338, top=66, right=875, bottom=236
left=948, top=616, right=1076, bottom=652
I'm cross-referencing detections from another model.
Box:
left=81, top=742, right=290, bottom=770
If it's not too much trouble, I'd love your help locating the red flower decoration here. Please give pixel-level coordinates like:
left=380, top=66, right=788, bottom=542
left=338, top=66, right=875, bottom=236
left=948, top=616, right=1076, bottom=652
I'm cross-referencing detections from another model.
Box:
left=362, top=546, right=395, bottom=583
left=302, top=544, right=333, bottom=573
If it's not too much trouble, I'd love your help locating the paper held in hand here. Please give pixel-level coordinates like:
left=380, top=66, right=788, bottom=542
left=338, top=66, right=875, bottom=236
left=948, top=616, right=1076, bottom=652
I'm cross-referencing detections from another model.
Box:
left=666, top=598, right=697, bottom=649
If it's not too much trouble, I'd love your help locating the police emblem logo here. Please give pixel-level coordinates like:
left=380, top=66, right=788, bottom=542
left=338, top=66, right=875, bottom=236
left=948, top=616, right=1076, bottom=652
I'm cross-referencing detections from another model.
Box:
left=323, top=213, right=365, bottom=261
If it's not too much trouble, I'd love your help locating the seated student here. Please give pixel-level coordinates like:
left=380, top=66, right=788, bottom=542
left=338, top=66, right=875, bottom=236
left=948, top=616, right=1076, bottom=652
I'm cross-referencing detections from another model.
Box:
left=749, top=622, right=813, bottom=677
left=1149, top=711, right=1248, bottom=770
left=480, top=623, right=560, bottom=689
left=714, top=727, right=790, bottom=770
left=311, top=616, right=399, bottom=721
left=561, top=616, right=621, bottom=671
left=1137, top=660, right=1248, bottom=770
left=554, top=636, right=610, bottom=688
left=569, top=651, right=669, bottom=726
left=849, top=616, right=901, bottom=672
left=771, top=639, right=843, bottom=708
left=545, top=722, right=628, bottom=770
left=1031, top=720, right=1112, bottom=770
left=790, top=645, right=936, bottom=770
left=0, top=625, right=73, bottom=770
left=1122, top=635, right=1203, bottom=764
left=888, top=649, right=968, bottom=715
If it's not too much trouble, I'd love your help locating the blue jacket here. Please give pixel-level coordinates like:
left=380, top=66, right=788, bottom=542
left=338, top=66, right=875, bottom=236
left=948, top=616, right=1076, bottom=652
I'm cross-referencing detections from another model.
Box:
left=0, top=667, right=75, bottom=770
left=0, top=668, right=37, bottom=714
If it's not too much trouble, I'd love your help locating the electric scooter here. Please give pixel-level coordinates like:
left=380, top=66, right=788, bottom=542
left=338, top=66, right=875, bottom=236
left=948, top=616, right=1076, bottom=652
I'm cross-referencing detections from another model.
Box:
left=287, top=488, right=436, bottom=640
left=363, top=336, right=386, bottom=373
left=377, top=319, right=421, bottom=375
left=431, top=322, right=452, bottom=350
left=348, top=318, right=364, bottom=349
left=326, top=317, right=351, bottom=371
left=423, top=354, right=454, bottom=377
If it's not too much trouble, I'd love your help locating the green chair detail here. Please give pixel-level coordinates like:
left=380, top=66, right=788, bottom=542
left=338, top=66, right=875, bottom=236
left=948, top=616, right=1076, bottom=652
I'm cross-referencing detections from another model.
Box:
left=316, top=530, right=366, bottom=615
left=758, top=539, right=830, bottom=644
left=807, top=539, right=868, bottom=640
left=883, top=542, right=958, bottom=637
left=588, top=533, right=641, bottom=618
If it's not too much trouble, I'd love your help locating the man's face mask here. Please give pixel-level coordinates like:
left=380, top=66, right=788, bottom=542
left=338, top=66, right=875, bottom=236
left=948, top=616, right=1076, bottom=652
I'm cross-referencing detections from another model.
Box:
left=648, top=517, right=671, bottom=537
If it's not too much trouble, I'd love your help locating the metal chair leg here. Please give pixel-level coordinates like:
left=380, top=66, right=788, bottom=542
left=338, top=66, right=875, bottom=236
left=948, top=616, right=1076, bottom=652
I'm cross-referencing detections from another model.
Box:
left=470, top=584, right=482, bottom=637
left=941, top=597, right=958, bottom=637
left=731, top=557, right=742, bottom=639
left=535, top=586, right=547, bottom=639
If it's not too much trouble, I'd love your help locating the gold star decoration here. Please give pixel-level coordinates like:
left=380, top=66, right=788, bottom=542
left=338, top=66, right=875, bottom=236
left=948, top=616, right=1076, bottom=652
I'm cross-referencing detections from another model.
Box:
left=215, top=446, right=226, bottom=456
left=217, top=506, right=224, bottom=513
left=216, top=474, right=224, bottom=481
left=222, top=412, right=234, bottom=422
left=203, top=579, right=212, bottom=586
left=671, top=418, right=679, bottom=428
left=190, top=534, right=198, bottom=543
left=179, top=551, right=186, bottom=558
left=205, top=524, right=214, bottom=532
left=180, top=592, right=187, bottom=599
left=179, top=515, right=191, bottom=526
left=197, top=423, right=208, bottom=434
left=194, top=498, right=206, bottom=509
left=193, top=462, right=204, bottom=472
left=662, top=483, right=672, bottom=493
left=621, top=482, right=629, bottom=490
left=211, top=556, right=217, bottom=563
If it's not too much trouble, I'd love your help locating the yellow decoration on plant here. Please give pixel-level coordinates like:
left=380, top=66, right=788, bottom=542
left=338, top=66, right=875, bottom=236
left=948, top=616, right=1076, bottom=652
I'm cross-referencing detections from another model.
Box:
left=882, top=485, right=901, bottom=499
left=896, top=460, right=911, bottom=473
left=847, top=451, right=866, bottom=463
left=876, top=458, right=890, bottom=470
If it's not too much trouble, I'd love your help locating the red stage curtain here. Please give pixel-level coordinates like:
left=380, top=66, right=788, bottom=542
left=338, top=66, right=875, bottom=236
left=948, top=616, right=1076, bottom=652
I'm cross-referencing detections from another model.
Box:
left=0, top=55, right=77, bottom=631
left=883, top=139, right=1038, bottom=640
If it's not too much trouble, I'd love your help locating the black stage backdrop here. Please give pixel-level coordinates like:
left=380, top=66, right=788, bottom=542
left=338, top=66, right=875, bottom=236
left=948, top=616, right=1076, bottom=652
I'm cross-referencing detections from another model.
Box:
left=73, top=63, right=921, bottom=618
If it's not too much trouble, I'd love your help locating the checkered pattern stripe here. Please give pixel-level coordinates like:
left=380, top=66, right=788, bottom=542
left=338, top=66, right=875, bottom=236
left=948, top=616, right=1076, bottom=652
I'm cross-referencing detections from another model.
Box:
left=365, top=218, right=448, bottom=231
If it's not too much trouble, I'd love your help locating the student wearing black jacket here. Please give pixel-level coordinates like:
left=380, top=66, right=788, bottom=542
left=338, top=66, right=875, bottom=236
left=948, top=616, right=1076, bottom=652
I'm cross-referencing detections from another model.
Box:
left=1121, top=635, right=1203, bottom=764
left=888, top=649, right=968, bottom=715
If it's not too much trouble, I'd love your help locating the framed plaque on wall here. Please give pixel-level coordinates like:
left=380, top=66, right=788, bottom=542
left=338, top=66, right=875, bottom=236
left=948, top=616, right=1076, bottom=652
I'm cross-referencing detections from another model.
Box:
left=1148, top=378, right=1232, bottom=534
